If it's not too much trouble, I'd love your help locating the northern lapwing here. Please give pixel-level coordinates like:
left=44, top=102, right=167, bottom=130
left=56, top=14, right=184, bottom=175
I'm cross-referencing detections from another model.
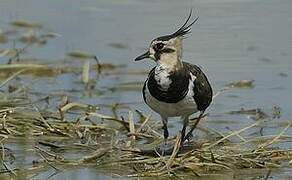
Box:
left=135, top=10, right=213, bottom=146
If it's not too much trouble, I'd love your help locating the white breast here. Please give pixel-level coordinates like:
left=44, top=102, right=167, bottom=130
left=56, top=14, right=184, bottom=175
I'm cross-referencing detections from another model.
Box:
left=144, top=73, right=198, bottom=118
left=154, top=65, right=172, bottom=90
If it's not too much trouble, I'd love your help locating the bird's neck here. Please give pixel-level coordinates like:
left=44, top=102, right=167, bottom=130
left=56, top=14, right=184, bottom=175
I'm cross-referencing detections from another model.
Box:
left=157, top=53, right=183, bottom=72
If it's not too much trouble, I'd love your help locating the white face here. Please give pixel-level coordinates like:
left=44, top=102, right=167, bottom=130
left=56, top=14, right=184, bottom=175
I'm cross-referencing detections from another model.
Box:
left=135, top=11, right=197, bottom=63
left=134, top=36, right=183, bottom=63
left=149, top=38, right=179, bottom=61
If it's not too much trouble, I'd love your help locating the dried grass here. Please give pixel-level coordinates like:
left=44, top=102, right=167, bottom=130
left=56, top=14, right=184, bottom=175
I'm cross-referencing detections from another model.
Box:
left=0, top=90, right=291, bottom=178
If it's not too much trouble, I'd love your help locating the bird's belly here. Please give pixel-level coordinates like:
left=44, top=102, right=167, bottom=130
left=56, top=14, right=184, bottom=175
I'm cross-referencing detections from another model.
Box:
left=144, top=88, right=198, bottom=117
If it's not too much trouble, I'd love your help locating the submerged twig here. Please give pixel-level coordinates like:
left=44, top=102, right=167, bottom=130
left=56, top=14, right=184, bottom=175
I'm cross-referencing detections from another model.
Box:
left=35, top=146, right=61, bottom=172
left=205, top=121, right=261, bottom=149
left=0, top=144, right=16, bottom=176
left=0, top=69, right=27, bottom=89
left=257, top=122, right=292, bottom=149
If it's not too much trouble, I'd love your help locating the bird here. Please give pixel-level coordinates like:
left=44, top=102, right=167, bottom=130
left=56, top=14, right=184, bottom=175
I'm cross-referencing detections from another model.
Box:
left=134, top=10, right=213, bottom=146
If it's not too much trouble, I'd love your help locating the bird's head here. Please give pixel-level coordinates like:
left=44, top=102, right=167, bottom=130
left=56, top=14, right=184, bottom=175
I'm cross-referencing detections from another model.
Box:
left=135, top=10, right=198, bottom=69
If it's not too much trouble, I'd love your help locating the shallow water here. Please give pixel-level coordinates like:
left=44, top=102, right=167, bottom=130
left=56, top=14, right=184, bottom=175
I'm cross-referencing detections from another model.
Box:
left=0, top=0, right=292, bottom=179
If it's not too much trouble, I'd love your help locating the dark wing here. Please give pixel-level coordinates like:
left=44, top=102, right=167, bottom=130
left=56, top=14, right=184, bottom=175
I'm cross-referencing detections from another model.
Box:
left=142, top=67, right=155, bottom=104
left=183, top=62, right=213, bottom=111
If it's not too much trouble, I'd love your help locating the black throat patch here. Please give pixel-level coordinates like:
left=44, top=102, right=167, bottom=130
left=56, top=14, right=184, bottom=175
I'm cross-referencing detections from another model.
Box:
left=146, top=67, right=190, bottom=103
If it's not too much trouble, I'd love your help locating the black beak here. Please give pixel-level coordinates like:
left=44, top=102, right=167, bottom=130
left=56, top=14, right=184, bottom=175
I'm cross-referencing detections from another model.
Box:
left=134, top=51, right=150, bottom=61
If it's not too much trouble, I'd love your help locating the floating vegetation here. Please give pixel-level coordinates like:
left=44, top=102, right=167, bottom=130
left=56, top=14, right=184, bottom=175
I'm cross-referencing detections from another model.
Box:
left=0, top=49, right=19, bottom=58
left=67, top=53, right=101, bottom=88
left=227, top=108, right=270, bottom=120
left=278, top=72, right=288, bottom=77
left=40, top=32, right=61, bottom=39
left=0, top=30, right=7, bottom=43
left=0, top=92, right=291, bottom=178
left=111, top=81, right=144, bottom=92
left=0, top=66, right=290, bottom=178
left=19, top=32, right=46, bottom=45
left=226, top=80, right=255, bottom=89
left=259, top=57, right=272, bottom=63
left=246, top=45, right=258, bottom=52
left=0, top=61, right=120, bottom=78
left=0, top=21, right=291, bottom=179
left=67, top=51, right=96, bottom=59
left=108, top=42, right=128, bottom=49
left=11, top=20, right=42, bottom=29
left=82, top=60, right=91, bottom=84
left=272, top=106, right=281, bottom=119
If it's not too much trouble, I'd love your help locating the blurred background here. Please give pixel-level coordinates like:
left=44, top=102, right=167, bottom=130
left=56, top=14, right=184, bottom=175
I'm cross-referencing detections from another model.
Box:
left=0, top=0, right=291, bottom=179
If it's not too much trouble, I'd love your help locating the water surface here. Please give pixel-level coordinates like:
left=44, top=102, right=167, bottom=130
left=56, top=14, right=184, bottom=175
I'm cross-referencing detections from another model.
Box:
left=0, top=0, right=291, bottom=179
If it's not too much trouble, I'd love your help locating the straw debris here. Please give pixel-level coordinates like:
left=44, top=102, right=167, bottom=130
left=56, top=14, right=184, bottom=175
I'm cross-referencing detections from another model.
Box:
left=0, top=22, right=291, bottom=178
left=0, top=91, right=291, bottom=178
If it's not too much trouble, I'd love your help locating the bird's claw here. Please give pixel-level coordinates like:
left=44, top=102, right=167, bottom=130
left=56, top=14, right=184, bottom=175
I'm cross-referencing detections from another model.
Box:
left=185, top=132, right=193, bottom=142
left=157, top=140, right=172, bottom=156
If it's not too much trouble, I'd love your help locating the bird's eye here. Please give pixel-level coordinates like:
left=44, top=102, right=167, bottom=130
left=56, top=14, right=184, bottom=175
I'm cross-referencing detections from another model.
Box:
left=156, top=43, right=164, bottom=50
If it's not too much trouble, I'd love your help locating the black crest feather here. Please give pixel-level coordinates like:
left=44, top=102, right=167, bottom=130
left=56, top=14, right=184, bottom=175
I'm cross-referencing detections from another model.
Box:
left=156, top=9, right=199, bottom=41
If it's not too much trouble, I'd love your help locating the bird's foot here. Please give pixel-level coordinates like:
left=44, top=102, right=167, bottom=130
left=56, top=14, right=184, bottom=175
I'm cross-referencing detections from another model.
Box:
left=184, top=132, right=193, bottom=143
left=154, top=140, right=173, bottom=156
left=162, top=140, right=173, bottom=156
